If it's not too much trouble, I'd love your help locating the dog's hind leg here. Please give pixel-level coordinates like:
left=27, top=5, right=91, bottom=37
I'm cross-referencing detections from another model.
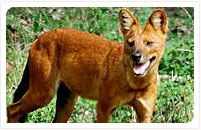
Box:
left=7, top=56, right=59, bottom=123
left=7, top=78, right=57, bottom=123
left=12, top=58, right=30, bottom=123
left=53, top=82, right=78, bottom=123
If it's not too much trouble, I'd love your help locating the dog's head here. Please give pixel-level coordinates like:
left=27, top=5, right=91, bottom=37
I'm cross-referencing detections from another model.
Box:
left=119, top=8, right=168, bottom=77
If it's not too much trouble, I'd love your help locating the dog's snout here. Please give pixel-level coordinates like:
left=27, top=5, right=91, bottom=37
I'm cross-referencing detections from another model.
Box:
left=131, top=51, right=142, bottom=62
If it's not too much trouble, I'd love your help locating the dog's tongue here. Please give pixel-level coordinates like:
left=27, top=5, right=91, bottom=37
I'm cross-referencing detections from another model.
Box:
left=133, top=60, right=150, bottom=75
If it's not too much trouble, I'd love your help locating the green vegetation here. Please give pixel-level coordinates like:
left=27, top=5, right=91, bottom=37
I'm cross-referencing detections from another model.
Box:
left=6, top=7, right=194, bottom=123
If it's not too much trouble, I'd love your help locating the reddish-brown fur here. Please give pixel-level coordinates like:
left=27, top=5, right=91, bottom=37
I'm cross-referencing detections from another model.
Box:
left=7, top=8, right=168, bottom=123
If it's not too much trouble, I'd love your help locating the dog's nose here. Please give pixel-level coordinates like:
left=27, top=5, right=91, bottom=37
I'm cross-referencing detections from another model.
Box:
left=131, top=51, right=142, bottom=62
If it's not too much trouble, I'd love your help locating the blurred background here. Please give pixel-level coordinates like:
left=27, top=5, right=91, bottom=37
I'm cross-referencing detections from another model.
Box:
left=6, top=7, right=194, bottom=123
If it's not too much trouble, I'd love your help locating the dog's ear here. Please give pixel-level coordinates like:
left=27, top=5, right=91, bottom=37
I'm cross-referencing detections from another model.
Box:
left=119, top=8, right=139, bottom=34
left=147, top=9, right=168, bottom=34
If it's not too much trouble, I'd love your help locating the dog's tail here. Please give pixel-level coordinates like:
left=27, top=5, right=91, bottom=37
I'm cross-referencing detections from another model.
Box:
left=12, top=56, right=30, bottom=123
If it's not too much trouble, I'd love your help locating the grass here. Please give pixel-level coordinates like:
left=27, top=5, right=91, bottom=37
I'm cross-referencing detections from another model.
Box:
left=6, top=7, right=194, bottom=123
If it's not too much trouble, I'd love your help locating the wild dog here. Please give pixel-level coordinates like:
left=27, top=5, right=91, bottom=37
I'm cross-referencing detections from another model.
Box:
left=7, top=8, right=168, bottom=123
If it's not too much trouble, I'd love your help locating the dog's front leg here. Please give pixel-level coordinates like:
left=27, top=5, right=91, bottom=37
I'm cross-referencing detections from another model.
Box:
left=96, top=95, right=114, bottom=123
left=96, top=97, right=114, bottom=123
left=132, top=98, right=154, bottom=123
left=132, top=86, right=157, bottom=123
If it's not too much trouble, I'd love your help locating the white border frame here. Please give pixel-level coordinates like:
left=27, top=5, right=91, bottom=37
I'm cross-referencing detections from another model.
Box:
left=0, top=1, right=200, bottom=129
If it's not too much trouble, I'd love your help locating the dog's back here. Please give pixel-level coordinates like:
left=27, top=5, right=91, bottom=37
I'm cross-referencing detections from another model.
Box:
left=29, top=29, right=123, bottom=100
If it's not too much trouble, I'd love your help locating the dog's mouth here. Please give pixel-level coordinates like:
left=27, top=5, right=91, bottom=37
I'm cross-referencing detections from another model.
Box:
left=133, top=56, right=156, bottom=76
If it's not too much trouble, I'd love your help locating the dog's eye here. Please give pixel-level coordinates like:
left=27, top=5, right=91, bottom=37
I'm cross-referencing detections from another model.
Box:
left=146, top=42, right=153, bottom=47
left=127, top=40, right=135, bottom=47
